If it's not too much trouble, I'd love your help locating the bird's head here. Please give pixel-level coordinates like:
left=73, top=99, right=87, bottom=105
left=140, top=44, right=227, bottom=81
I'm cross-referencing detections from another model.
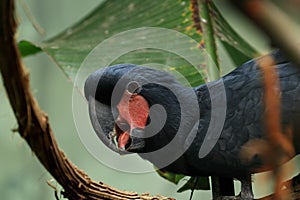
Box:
left=84, top=64, right=199, bottom=163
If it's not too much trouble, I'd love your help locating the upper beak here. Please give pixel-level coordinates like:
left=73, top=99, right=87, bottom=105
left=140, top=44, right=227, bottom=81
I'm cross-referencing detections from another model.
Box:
left=88, top=96, right=129, bottom=154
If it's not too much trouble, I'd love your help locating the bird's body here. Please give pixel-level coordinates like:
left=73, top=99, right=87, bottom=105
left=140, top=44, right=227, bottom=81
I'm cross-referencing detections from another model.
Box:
left=84, top=50, right=300, bottom=181
left=185, top=50, right=300, bottom=179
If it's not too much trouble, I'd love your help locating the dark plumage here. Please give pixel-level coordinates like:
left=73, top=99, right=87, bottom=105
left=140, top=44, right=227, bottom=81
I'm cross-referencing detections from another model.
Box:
left=84, top=50, right=300, bottom=197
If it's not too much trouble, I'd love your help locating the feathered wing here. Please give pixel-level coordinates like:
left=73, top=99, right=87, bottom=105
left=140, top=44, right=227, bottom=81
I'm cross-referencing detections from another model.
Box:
left=183, top=50, right=300, bottom=178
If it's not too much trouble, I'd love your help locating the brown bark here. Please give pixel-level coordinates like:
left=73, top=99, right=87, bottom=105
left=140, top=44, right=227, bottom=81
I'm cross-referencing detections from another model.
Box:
left=258, top=54, right=294, bottom=199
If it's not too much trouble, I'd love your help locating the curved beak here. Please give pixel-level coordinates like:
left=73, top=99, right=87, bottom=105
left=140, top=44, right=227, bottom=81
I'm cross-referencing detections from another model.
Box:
left=87, top=96, right=145, bottom=154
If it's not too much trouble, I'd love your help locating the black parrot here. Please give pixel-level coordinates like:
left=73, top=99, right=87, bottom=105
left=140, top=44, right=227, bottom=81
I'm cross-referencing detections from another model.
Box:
left=84, top=50, right=300, bottom=199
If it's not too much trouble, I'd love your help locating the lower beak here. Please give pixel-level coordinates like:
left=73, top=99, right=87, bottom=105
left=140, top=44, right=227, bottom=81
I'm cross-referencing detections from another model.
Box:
left=125, top=128, right=145, bottom=151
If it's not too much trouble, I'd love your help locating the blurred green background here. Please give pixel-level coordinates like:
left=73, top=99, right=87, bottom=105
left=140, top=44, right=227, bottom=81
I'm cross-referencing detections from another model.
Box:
left=1, top=0, right=299, bottom=199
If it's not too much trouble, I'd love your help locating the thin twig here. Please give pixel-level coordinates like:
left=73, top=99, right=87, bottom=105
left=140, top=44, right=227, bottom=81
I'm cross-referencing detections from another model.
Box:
left=19, top=0, right=45, bottom=35
left=189, top=176, right=199, bottom=200
left=257, top=54, right=295, bottom=200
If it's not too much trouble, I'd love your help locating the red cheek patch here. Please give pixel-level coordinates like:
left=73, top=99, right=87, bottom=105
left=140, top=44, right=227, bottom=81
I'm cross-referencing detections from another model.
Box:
left=117, top=93, right=149, bottom=129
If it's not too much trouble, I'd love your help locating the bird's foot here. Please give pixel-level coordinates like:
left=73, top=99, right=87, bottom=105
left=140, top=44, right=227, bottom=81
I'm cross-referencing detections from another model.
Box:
left=216, top=195, right=239, bottom=200
left=214, top=175, right=254, bottom=200
left=239, top=174, right=254, bottom=200
left=238, top=191, right=253, bottom=200
left=215, top=193, right=253, bottom=200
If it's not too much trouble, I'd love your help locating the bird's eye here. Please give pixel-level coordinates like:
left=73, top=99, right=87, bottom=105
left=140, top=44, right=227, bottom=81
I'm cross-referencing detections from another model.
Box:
left=126, top=81, right=140, bottom=94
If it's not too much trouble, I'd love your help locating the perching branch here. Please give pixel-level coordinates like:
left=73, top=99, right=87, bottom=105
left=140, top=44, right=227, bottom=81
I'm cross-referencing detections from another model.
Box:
left=0, top=1, right=172, bottom=199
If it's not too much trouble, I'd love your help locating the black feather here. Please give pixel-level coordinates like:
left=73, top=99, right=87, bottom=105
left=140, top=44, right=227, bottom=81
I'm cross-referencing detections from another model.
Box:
left=84, top=50, right=300, bottom=179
